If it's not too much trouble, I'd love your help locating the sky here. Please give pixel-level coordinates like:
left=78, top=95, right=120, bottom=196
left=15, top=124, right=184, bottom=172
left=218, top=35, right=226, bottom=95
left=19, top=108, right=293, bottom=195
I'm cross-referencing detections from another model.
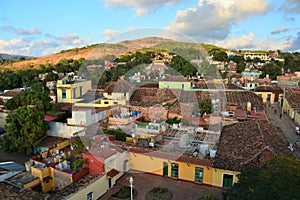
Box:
left=1, top=0, right=300, bottom=57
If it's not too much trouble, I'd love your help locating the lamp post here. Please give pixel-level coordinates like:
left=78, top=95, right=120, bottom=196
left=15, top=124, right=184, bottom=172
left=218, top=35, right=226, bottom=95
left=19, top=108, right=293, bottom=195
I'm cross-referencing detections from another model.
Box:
left=129, top=176, right=134, bottom=200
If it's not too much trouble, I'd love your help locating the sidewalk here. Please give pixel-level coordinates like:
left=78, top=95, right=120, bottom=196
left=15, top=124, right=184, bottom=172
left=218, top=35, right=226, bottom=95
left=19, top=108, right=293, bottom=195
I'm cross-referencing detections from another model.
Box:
left=99, top=172, right=225, bottom=200
left=265, top=102, right=300, bottom=159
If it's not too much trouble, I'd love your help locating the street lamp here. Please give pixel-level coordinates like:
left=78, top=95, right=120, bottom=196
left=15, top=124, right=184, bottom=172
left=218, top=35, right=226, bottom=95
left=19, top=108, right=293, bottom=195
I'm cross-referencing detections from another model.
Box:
left=129, top=176, right=134, bottom=200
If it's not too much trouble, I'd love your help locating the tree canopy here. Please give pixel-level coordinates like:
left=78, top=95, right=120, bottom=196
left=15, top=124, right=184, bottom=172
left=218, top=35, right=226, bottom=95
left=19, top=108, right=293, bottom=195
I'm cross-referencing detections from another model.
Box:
left=223, top=156, right=300, bottom=200
left=0, top=107, right=49, bottom=154
left=4, top=82, right=53, bottom=113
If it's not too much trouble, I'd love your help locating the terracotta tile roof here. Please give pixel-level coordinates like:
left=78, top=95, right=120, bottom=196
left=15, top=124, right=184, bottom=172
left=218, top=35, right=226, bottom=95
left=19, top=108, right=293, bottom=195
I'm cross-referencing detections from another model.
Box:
left=254, top=85, right=283, bottom=93
left=225, top=91, right=263, bottom=110
left=0, top=90, right=22, bottom=97
left=87, top=147, right=117, bottom=159
left=104, top=79, right=135, bottom=93
left=130, top=88, right=178, bottom=106
left=213, top=120, right=294, bottom=171
left=225, top=84, right=244, bottom=90
left=107, top=168, right=119, bottom=178
left=285, top=88, right=300, bottom=108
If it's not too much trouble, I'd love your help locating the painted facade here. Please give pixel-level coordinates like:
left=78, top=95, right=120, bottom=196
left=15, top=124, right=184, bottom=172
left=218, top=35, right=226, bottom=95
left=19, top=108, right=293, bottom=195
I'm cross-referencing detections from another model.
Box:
left=159, top=81, right=192, bottom=90
left=56, top=79, right=91, bottom=103
left=128, top=151, right=230, bottom=187
left=255, top=91, right=283, bottom=103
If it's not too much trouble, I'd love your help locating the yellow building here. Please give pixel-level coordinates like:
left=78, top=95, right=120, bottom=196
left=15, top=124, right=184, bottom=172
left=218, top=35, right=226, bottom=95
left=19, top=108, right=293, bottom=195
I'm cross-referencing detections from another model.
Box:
left=128, top=148, right=214, bottom=186
left=254, top=85, right=283, bottom=103
left=56, top=79, right=91, bottom=103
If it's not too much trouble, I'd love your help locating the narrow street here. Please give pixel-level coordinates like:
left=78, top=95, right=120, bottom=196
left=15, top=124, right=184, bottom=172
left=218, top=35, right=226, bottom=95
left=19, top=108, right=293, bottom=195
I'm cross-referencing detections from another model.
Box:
left=265, top=102, right=300, bottom=159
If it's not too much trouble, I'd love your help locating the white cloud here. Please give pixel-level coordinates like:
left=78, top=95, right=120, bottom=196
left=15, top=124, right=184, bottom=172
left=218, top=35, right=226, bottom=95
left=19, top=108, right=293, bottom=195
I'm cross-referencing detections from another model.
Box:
left=280, top=0, right=300, bottom=14
left=1, top=25, right=41, bottom=35
left=214, top=32, right=293, bottom=51
left=167, top=0, right=268, bottom=41
left=102, top=29, right=120, bottom=41
left=0, top=34, right=91, bottom=57
left=105, top=0, right=184, bottom=16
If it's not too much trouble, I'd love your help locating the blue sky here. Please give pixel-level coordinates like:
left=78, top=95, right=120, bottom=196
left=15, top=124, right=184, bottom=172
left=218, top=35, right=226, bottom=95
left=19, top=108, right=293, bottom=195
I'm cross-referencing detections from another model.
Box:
left=1, top=0, right=300, bottom=57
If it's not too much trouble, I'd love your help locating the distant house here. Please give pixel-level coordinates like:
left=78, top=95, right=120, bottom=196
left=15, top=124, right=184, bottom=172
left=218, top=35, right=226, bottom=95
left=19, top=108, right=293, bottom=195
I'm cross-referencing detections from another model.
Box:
left=0, top=90, right=22, bottom=103
left=103, top=78, right=135, bottom=101
left=56, top=78, right=91, bottom=103
left=83, top=144, right=128, bottom=188
left=254, top=85, right=283, bottom=103
left=159, top=75, right=192, bottom=90
left=67, top=107, right=108, bottom=127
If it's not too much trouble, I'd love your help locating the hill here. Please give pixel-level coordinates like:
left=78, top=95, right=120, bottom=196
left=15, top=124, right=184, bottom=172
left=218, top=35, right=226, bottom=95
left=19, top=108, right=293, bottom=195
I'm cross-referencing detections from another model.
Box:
left=0, top=53, right=34, bottom=60
left=0, top=37, right=173, bottom=70
left=0, top=37, right=225, bottom=70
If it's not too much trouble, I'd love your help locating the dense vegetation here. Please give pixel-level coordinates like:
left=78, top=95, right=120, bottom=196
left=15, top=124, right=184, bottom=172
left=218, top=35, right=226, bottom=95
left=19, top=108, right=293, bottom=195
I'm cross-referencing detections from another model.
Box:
left=0, top=58, right=84, bottom=92
left=0, top=107, right=49, bottom=154
left=0, top=83, right=52, bottom=154
left=223, top=156, right=300, bottom=200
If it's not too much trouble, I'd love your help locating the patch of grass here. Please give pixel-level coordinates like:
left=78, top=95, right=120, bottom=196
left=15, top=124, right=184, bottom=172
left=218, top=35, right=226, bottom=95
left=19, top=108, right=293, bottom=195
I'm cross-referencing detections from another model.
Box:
left=112, top=186, right=132, bottom=199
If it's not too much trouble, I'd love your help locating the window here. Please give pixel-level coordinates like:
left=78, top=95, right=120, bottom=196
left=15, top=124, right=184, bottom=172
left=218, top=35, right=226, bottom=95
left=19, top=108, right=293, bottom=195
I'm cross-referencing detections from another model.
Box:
left=171, top=163, right=178, bottom=178
left=113, top=102, right=118, bottom=105
left=195, top=167, right=203, bottom=183
left=62, top=89, right=66, bottom=99
left=86, top=192, right=93, bottom=200
left=104, top=101, right=109, bottom=104
left=266, top=94, right=271, bottom=101
left=222, top=174, right=234, bottom=188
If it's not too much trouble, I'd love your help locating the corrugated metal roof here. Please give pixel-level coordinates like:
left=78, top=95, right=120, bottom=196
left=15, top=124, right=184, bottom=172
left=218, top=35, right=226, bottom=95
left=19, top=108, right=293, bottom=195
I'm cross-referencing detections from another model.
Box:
left=0, top=161, right=25, bottom=172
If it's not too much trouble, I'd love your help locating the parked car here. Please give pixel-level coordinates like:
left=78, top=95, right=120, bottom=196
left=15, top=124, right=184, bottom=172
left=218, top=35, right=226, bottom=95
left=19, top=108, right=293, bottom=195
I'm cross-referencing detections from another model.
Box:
left=296, top=127, right=299, bottom=135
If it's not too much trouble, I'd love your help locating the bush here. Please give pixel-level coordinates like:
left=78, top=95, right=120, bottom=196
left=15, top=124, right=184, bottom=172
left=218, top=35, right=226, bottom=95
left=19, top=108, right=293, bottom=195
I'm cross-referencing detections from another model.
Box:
left=112, top=186, right=132, bottom=199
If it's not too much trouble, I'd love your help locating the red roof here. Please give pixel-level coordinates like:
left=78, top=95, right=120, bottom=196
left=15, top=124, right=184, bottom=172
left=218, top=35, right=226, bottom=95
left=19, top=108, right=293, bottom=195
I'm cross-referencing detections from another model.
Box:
left=107, top=169, right=119, bottom=178
left=44, top=115, right=56, bottom=121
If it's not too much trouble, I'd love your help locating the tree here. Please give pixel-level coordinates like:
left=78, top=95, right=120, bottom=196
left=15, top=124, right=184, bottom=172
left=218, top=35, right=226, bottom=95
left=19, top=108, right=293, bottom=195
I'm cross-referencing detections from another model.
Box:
left=194, top=98, right=213, bottom=116
left=169, top=55, right=197, bottom=77
left=45, top=71, right=59, bottom=81
left=208, top=49, right=228, bottom=62
left=4, top=82, right=52, bottom=113
left=260, top=61, right=282, bottom=80
left=0, top=107, right=49, bottom=154
left=103, top=128, right=127, bottom=141
left=223, top=156, right=300, bottom=200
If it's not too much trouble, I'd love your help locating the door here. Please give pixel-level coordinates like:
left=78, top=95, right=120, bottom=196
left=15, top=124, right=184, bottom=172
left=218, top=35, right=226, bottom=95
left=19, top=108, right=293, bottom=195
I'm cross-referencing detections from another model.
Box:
left=274, top=94, right=279, bottom=102
left=163, top=162, right=168, bottom=176
left=222, top=174, right=233, bottom=188
left=108, top=178, right=112, bottom=188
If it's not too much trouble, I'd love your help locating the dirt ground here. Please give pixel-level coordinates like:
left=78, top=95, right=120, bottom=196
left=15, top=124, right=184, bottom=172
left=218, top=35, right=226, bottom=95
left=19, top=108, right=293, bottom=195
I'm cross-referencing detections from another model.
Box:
left=0, top=148, right=30, bottom=165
